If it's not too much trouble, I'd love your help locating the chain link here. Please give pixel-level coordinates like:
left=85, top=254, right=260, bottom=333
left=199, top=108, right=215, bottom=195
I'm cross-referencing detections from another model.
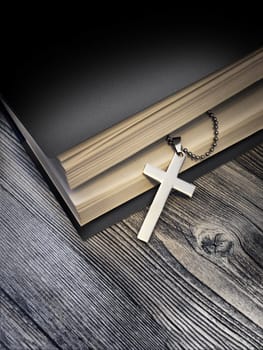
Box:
left=166, top=110, right=219, bottom=161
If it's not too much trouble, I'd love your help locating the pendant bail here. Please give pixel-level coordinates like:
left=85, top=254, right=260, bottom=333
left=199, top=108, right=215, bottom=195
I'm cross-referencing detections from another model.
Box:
left=173, top=137, right=184, bottom=156
left=175, top=141, right=182, bottom=155
left=166, top=135, right=184, bottom=156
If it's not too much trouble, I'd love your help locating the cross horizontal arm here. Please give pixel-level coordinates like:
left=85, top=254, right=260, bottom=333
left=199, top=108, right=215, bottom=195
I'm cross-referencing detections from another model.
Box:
left=173, top=178, right=196, bottom=197
left=143, top=163, right=165, bottom=183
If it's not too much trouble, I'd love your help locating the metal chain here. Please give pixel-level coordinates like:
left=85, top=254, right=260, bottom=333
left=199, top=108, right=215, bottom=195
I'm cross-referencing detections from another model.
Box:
left=166, top=110, right=219, bottom=160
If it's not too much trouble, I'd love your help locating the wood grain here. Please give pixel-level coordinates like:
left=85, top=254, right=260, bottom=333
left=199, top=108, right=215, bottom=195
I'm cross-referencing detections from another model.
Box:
left=123, top=154, right=263, bottom=327
left=1, top=114, right=263, bottom=349
left=0, top=289, right=58, bottom=350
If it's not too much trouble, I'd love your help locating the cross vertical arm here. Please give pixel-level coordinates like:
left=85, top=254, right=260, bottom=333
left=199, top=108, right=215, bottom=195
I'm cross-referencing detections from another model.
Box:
left=137, top=151, right=196, bottom=243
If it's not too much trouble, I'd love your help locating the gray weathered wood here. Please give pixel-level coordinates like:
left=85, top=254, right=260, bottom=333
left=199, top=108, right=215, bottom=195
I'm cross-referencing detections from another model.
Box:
left=128, top=150, right=263, bottom=327
left=0, top=289, right=58, bottom=350
left=0, top=114, right=263, bottom=349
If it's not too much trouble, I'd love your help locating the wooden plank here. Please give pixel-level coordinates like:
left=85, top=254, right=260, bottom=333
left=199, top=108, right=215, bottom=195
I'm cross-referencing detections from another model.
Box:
left=1, top=114, right=263, bottom=349
left=0, top=186, right=168, bottom=350
left=0, top=289, right=59, bottom=350
left=123, top=145, right=263, bottom=328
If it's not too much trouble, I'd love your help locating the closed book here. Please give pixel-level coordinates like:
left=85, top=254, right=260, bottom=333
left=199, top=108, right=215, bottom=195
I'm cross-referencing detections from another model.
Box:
left=1, top=30, right=262, bottom=237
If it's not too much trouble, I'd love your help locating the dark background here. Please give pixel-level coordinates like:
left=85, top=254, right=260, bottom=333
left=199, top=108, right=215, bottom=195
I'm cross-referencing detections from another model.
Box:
left=0, top=11, right=262, bottom=156
left=1, top=10, right=262, bottom=235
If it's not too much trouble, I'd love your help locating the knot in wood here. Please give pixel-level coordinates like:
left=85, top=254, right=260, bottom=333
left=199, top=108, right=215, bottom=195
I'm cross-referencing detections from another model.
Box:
left=201, top=233, right=233, bottom=257
left=193, top=223, right=234, bottom=258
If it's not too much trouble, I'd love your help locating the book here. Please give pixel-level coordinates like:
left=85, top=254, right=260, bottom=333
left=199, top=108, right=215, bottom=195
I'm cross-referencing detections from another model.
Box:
left=1, top=39, right=263, bottom=237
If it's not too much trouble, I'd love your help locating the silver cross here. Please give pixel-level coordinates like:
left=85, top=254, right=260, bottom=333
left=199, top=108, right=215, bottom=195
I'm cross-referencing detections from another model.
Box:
left=137, top=145, right=196, bottom=242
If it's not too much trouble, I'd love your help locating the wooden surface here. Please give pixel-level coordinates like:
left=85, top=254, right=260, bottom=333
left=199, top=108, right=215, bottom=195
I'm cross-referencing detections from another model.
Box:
left=1, top=113, right=263, bottom=349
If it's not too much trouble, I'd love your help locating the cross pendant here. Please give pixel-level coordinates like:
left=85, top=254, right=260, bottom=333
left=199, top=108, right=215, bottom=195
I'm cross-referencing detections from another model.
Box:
left=137, top=150, right=196, bottom=243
